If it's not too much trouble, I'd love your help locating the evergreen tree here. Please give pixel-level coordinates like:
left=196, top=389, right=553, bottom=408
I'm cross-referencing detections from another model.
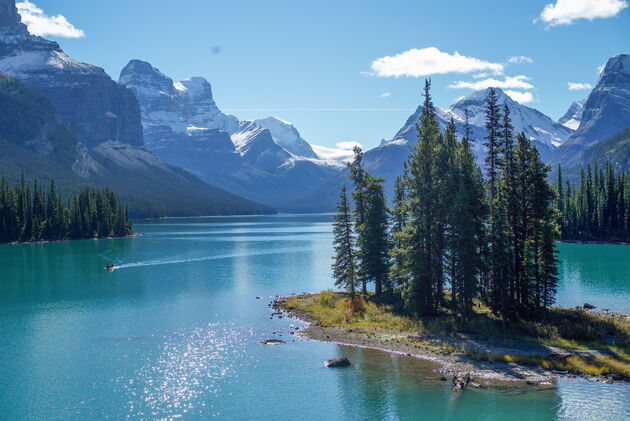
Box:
left=360, top=176, right=390, bottom=296
left=402, top=79, right=442, bottom=316
left=332, top=186, right=359, bottom=299
left=389, top=176, right=410, bottom=296
left=449, top=126, right=487, bottom=318
left=348, top=146, right=369, bottom=294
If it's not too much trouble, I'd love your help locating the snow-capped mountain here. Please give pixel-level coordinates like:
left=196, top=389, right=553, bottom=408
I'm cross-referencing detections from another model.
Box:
left=0, top=0, right=269, bottom=216
left=0, top=0, right=142, bottom=147
left=558, top=99, right=586, bottom=130
left=118, top=60, right=238, bottom=152
left=290, top=87, right=576, bottom=212
left=119, top=59, right=340, bottom=208
left=231, top=121, right=293, bottom=172
left=254, top=117, right=318, bottom=159
left=389, top=87, right=574, bottom=158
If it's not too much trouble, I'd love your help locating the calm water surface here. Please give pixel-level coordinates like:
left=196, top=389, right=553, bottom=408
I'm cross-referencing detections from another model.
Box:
left=0, top=214, right=628, bottom=420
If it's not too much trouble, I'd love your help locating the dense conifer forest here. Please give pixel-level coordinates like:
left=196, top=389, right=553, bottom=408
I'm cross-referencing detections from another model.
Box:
left=556, top=163, right=630, bottom=242
left=0, top=172, right=132, bottom=243
left=333, top=81, right=559, bottom=322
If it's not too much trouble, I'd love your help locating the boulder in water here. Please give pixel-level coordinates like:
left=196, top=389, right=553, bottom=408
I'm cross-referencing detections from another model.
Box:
left=324, top=358, right=351, bottom=368
left=259, top=339, right=285, bottom=345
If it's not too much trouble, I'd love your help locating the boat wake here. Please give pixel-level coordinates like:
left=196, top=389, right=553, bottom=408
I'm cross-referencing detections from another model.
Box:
left=113, top=247, right=311, bottom=270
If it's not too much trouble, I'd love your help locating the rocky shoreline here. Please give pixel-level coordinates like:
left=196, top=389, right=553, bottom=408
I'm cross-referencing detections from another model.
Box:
left=270, top=295, right=629, bottom=389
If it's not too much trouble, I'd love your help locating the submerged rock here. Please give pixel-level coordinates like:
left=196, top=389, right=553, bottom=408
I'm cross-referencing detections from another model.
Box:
left=324, top=358, right=351, bottom=368
left=259, top=339, right=286, bottom=345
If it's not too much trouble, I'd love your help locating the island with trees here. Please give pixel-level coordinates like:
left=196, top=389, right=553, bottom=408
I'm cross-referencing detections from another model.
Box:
left=276, top=81, right=630, bottom=386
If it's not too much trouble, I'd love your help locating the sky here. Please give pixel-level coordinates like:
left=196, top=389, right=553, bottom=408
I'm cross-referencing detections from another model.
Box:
left=17, top=0, right=630, bottom=150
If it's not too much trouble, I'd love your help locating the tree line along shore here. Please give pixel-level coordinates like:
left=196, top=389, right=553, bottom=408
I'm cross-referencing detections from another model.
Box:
left=290, top=80, right=630, bottom=382
left=0, top=172, right=132, bottom=244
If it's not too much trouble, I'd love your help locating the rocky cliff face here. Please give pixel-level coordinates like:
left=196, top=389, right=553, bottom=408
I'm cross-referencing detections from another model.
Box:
left=0, top=0, right=143, bottom=147
left=119, top=59, right=238, bottom=152
left=563, top=55, right=630, bottom=149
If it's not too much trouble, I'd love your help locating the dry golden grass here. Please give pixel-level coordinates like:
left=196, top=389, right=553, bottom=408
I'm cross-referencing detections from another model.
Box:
left=283, top=291, right=630, bottom=377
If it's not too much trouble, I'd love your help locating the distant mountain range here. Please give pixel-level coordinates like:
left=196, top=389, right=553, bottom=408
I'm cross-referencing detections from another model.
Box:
left=0, top=0, right=628, bottom=214
left=297, top=54, right=630, bottom=211
left=118, top=59, right=347, bottom=208
left=0, top=0, right=271, bottom=217
left=291, top=86, right=580, bottom=212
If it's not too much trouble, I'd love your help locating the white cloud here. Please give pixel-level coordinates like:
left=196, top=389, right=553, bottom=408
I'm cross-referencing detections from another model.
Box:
left=568, top=82, right=593, bottom=90
left=508, top=56, right=533, bottom=64
left=16, top=1, right=85, bottom=38
left=504, top=91, right=534, bottom=104
left=448, top=75, right=534, bottom=91
left=597, top=64, right=605, bottom=75
left=336, top=141, right=363, bottom=150
left=379, top=92, right=391, bottom=98
left=370, top=47, right=504, bottom=78
left=536, top=0, right=628, bottom=27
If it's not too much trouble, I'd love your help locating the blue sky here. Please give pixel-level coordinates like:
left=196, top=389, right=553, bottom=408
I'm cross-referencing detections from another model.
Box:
left=18, top=0, right=630, bottom=150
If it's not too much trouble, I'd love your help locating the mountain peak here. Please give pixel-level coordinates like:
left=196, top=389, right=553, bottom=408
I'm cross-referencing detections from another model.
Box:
left=119, top=59, right=173, bottom=90
left=120, top=59, right=161, bottom=77
left=175, top=77, right=213, bottom=100
left=559, top=53, right=630, bottom=153
left=604, top=54, right=630, bottom=74
left=558, top=99, right=586, bottom=130
left=598, top=54, right=630, bottom=85
left=254, top=116, right=318, bottom=159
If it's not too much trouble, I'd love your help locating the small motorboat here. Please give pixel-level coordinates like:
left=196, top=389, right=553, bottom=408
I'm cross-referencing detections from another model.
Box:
left=105, top=263, right=115, bottom=270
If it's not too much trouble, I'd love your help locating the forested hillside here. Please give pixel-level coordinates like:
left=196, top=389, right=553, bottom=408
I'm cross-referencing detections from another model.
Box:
left=0, top=73, right=273, bottom=218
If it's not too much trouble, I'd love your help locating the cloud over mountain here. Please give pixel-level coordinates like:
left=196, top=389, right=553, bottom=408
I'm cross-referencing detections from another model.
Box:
left=370, top=47, right=504, bottom=78
left=16, top=1, right=85, bottom=38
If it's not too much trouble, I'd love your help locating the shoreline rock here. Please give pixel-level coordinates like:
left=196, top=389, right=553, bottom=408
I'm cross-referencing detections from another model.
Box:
left=324, top=358, right=351, bottom=368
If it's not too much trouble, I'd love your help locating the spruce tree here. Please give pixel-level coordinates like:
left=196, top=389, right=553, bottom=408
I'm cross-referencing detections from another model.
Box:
left=348, top=146, right=369, bottom=294
left=403, top=79, right=442, bottom=316
left=389, top=176, right=410, bottom=295
left=332, top=186, right=359, bottom=299
left=361, top=176, right=390, bottom=296
left=450, top=127, right=487, bottom=318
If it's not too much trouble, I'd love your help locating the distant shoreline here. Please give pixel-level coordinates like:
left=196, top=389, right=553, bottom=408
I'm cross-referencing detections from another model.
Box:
left=557, top=240, right=630, bottom=246
left=2, top=232, right=142, bottom=246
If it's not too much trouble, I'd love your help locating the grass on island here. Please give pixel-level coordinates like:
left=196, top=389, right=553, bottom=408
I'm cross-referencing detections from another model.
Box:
left=283, top=290, right=630, bottom=377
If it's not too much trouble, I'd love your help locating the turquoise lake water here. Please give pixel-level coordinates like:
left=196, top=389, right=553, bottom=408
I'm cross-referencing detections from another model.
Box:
left=0, top=214, right=629, bottom=420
